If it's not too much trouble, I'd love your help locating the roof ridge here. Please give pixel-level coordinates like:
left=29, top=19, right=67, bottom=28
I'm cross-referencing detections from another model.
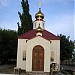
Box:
left=18, top=29, right=60, bottom=40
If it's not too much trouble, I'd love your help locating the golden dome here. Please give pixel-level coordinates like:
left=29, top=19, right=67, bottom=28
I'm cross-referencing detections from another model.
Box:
left=35, top=8, right=44, bottom=19
left=36, top=25, right=43, bottom=33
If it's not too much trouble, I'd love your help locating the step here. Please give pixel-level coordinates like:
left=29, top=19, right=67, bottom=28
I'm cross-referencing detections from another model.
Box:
left=29, top=71, right=49, bottom=75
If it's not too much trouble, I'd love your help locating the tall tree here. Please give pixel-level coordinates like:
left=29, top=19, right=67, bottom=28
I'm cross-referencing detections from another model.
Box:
left=58, top=34, right=74, bottom=61
left=18, top=0, right=33, bottom=35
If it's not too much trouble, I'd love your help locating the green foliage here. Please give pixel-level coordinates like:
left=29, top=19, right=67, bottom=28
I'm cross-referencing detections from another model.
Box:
left=18, top=0, right=33, bottom=35
left=0, top=29, right=17, bottom=64
left=73, top=51, right=75, bottom=59
left=58, top=34, right=74, bottom=61
left=72, top=40, right=75, bottom=59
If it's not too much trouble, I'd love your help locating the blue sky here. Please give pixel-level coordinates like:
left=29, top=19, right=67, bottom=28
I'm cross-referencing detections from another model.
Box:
left=0, top=0, right=74, bottom=40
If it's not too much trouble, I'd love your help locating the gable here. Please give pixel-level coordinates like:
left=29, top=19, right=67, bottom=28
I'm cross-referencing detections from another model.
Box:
left=27, top=36, right=49, bottom=43
left=18, top=29, right=60, bottom=40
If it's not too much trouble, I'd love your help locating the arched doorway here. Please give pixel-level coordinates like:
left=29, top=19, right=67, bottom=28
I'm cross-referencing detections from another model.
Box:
left=32, top=45, right=44, bottom=71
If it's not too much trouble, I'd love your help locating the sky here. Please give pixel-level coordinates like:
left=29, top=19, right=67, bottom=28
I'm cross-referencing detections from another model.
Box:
left=0, top=0, right=74, bottom=40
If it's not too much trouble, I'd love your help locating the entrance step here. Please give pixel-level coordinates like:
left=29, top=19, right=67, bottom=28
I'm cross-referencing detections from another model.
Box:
left=29, top=71, right=49, bottom=75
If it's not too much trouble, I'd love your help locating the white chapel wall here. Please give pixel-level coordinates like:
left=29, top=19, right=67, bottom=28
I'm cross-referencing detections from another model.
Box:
left=17, top=39, right=27, bottom=70
left=50, top=40, right=60, bottom=68
left=26, top=36, right=50, bottom=72
left=17, top=38, right=60, bottom=71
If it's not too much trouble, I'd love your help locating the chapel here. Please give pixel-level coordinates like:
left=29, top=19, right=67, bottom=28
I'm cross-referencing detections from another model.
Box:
left=16, top=8, right=60, bottom=73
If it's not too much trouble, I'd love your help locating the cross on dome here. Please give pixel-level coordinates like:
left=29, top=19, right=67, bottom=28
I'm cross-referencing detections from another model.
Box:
left=38, top=0, right=42, bottom=8
left=33, top=0, right=45, bottom=30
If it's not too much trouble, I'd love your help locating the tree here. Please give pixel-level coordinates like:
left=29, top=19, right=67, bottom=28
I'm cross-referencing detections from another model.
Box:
left=18, top=0, right=33, bottom=35
left=0, top=29, right=17, bottom=64
left=72, top=40, right=75, bottom=59
left=58, top=34, right=74, bottom=61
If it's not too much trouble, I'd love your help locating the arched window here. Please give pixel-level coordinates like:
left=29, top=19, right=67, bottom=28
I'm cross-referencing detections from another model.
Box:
left=35, top=23, right=36, bottom=28
left=23, top=50, right=26, bottom=61
left=43, top=23, right=44, bottom=28
left=51, top=51, right=54, bottom=62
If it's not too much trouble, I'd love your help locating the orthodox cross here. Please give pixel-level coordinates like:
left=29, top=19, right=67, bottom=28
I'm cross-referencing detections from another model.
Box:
left=38, top=0, right=42, bottom=8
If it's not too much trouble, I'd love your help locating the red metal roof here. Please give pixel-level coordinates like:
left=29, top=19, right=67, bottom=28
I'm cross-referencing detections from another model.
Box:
left=18, top=29, right=60, bottom=40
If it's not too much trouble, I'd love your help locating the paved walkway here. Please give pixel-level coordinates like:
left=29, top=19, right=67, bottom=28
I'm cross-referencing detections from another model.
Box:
left=0, top=64, right=15, bottom=69
left=0, top=65, right=65, bottom=75
left=28, top=72, right=49, bottom=75
left=0, top=65, right=15, bottom=74
left=21, top=72, right=64, bottom=75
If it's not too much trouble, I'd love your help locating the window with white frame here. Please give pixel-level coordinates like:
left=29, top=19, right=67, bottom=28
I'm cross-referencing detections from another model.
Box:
left=43, top=23, right=44, bottom=28
left=35, top=23, right=36, bottom=28
left=51, top=51, right=54, bottom=62
left=23, top=50, right=26, bottom=61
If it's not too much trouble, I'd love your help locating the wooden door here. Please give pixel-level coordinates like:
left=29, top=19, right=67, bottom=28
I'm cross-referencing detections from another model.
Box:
left=32, top=45, right=44, bottom=71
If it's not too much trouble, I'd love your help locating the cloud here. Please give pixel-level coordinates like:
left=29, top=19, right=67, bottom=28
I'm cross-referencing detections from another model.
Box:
left=0, top=0, right=11, bottom=7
